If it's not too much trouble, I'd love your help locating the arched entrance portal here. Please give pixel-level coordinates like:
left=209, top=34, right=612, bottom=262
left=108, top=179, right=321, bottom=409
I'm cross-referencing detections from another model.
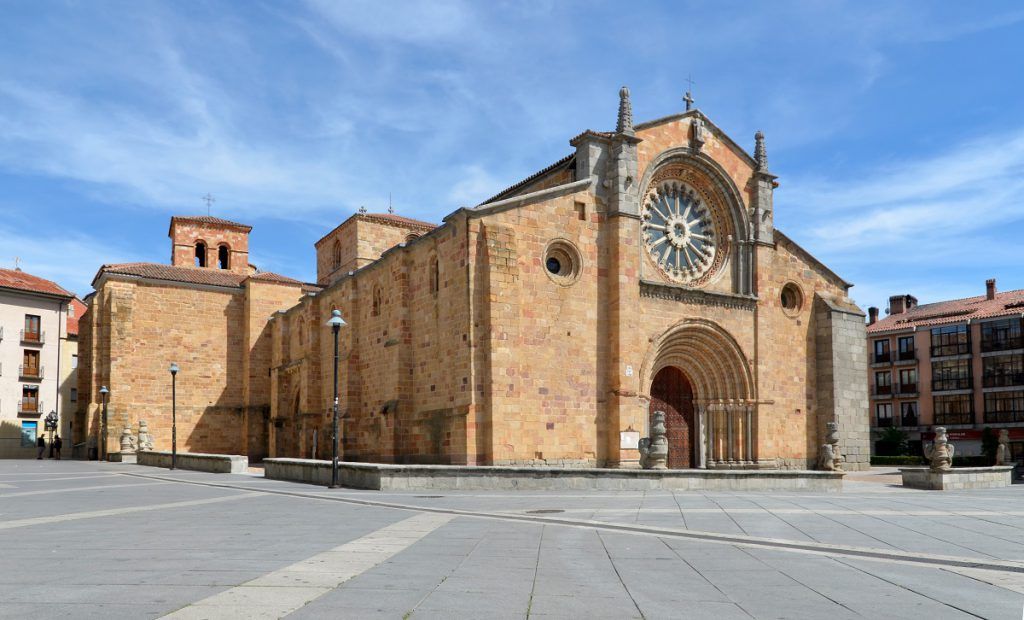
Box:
left=640, top=319, right=757, bottom=468
left=649, top=367, right=695, bottom=468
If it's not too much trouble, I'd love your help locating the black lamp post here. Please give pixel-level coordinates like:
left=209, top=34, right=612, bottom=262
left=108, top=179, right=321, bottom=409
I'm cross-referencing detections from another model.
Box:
left=99, top=386, right=109, bottom=461
left=169, top=363, right=179, bottom=470
left=326, top=309, right=347, bottom=488
left=45, top=411, right=58, bottom=458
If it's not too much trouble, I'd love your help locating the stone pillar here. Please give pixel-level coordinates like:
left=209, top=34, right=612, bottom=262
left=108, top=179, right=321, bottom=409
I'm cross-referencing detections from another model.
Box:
left=814, top=293, right=870, bottom=471
left=744, top=405, right=754, bottom=465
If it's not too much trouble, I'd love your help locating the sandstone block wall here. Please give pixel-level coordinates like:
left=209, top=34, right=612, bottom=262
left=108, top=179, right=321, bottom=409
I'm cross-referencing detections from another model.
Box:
left=816, top=295, right=870, bottom=471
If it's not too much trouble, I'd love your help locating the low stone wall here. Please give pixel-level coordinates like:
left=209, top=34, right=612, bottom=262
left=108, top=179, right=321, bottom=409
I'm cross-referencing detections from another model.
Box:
left=900, top=466, right=1014, bottom=490
left=108, top=452, right=137, bottom=463
left=137, top=451, right=248, bottom=474
left=263, top=459, right=844, bottom=492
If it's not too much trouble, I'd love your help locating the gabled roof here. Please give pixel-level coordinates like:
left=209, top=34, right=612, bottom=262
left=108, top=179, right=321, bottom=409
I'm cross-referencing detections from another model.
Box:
left=773, top=230, right=854, bottom=291
left=0, top=268, right=74, bottom=299
left=479, top=153, right=576, bottom=206
left=314, top=212, right=436, bottom=248
left=67, top=297, right=87, bottom=336
left=634, top=109, right=759, bottom=170
left=868, top=287, right=1024, bottom=333
left=93, top=262, right=301, bottom=290
left=169, top=215, right=252, bottom=236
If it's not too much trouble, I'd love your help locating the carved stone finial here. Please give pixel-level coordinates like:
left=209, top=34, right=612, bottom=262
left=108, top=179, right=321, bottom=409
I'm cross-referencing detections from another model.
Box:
left=996, top=429, right=1010, bottom=466
left=754, top=131, right=768, bottom=172
left=817, top=421, right=843, bottom=471
left=924, top=426, right=955, bottom=472
left=616, top=86, right=634, bottom=135
left=358, top=205, right=367, bottom=214
left=639, top=411, right=669, bottom=469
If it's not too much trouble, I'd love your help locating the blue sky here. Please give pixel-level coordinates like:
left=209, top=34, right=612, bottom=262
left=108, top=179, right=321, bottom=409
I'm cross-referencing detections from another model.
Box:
left=1, top=1, right=1022, bottom=312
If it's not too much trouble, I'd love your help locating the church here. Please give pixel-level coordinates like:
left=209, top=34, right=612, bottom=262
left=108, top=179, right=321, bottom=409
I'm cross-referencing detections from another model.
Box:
left=77, top=89, right=870, bottom=470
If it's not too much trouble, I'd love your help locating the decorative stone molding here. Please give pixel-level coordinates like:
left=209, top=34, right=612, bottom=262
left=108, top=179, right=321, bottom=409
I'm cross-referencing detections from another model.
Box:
left=639, top=280, right=756, bottom=311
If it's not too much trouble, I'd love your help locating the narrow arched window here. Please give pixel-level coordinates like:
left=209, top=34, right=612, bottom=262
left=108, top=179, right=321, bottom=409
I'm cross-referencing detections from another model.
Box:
left=372, top=286, right=382, bottom=317
left=195, top=241, right=207, bottom=267
left=217, top=245, right=230, bottom=270
left=332, top=240, right=341, bottom=270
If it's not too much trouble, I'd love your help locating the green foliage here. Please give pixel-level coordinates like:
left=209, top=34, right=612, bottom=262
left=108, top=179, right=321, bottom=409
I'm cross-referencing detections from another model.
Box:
left=981, top=427, right=998, bottom=465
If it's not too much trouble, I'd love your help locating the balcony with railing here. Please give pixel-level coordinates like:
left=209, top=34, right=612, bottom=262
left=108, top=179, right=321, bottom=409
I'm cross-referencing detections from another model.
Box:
left=18, top=365, right=43, bottom=381
left=873, top=352, right=891, bottom=364
left=982, top=335, right=1024, bottom=353
left=934, top=411, right=974, bottom=425
left=896, top=350, right=917, bottom=362
left=900, top=411, right=919, bottom=426
left=17, top=399, right=42, bottom=416
left=874, top=384, right=892, bottom=397
left=983, top=371, right=1024, bottom=388
left=897, top=382, right=918, bottom=396
left=20, top=329, right=44, bottom=346
left=933, top=377, right=972, bottom=392
left=876, top=416, right=894, bottom=427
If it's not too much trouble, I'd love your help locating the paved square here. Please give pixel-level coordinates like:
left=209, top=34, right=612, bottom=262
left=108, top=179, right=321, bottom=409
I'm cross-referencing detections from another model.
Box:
left=2, top=461, right=1023, bottom=619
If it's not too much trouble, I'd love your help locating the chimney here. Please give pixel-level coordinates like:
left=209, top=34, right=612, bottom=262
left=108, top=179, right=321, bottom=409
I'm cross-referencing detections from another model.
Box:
left=888, top=295, right=906, bottom=315
left=986, top=278, right=996, bottom=301
left=868, top=307, right=879, bottom=325
left=905, top=295, right=918, bottom=310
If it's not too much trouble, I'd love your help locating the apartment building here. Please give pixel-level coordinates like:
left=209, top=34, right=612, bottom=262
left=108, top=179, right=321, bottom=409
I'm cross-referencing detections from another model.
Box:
left=0, top=268, right=75, bottom=457
left=867, top=279, right=1024, bottom=463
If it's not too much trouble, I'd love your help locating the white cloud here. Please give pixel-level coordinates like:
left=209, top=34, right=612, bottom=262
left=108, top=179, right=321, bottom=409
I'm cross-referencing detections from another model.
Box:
left=446, top=165, right=503, bottom=206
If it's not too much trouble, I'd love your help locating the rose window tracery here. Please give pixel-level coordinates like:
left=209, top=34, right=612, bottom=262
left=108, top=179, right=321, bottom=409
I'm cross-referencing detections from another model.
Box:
left=641, top=180, right=717, bottom=285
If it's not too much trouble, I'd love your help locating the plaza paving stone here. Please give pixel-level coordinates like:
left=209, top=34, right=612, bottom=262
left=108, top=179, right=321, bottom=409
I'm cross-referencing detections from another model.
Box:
left=1, top=461, right=1023, bottom=619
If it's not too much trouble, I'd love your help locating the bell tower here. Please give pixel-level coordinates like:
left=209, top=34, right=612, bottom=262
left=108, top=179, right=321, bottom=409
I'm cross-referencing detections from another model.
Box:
left=168, top=215, right=252, bottom=275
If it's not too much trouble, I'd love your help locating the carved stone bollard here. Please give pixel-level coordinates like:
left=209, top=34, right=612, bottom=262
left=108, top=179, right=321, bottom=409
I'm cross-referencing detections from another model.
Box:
left=137, top=420, right=154, bottom=452
left=817, top=421, right=843, bottom=471
left=119, top=416, right=137, bottom=454
left=996, top=429, right=1010, bottom=466
left=639, top=411, right=669, bottom=470
left=924, top=426, right=955, bottom=472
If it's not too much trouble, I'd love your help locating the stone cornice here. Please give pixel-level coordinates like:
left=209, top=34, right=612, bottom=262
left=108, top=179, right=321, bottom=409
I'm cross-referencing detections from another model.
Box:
left=640, top=280, right=757, bottom=311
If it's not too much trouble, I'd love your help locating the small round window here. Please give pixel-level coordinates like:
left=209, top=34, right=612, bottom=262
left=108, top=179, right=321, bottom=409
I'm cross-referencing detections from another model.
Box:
left=780, top=282, right=803, bottom=316
left=543, top=240, right=581, bottom=286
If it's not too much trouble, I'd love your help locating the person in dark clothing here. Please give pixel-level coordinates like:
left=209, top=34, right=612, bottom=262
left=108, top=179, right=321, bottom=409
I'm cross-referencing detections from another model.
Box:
left=36, top=435, right=45, bottom=459
left=54, top=435, right=63, bottom=460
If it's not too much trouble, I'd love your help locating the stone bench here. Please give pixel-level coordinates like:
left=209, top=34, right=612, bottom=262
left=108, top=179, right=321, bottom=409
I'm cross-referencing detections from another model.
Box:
left=900, top=466, right=1014, bottom=490
left=137, top=451, right=248, bottom=474
left=263, top=458, right=844, bottom=492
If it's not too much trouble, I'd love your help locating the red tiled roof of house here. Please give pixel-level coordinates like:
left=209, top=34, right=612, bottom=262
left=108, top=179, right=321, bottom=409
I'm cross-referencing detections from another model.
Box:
left=169, top=215, right=252, bottom=232
left=94, top=262, right=301, bottom=289
left=0, top=268, right=74, bottom=299
left=67, top=297, right=87, bottom=336
left=867, top=287, right=1024, bottom=333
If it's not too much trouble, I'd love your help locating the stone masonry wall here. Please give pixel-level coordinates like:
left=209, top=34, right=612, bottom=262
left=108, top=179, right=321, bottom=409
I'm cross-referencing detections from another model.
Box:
left=816, top=295, right=871, bottom=471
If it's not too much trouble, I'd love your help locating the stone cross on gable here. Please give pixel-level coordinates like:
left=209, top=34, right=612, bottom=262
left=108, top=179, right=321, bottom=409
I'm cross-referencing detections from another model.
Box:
left=683, top=74, right=695, bottom=111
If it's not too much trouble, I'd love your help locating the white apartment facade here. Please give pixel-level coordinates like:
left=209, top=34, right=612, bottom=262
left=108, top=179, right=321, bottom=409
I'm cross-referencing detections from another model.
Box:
left=0, top=268, right=74, bottom=458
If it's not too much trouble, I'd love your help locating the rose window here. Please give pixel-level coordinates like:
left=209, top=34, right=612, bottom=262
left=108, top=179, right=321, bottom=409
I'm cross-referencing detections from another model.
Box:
left=641, top=181, right=716, bottom=284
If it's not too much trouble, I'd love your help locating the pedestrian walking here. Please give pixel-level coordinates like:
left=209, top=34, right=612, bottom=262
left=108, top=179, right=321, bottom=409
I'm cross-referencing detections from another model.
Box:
left=54, top=435, right=63, bottom=460
left=36, top=435, right=46, bottom=459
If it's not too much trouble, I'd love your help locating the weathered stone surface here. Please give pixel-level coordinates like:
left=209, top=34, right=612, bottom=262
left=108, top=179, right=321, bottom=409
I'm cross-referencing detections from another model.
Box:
left=137, top=450, right=248, bottom=474
left=900, top=466, right=1013, bottom=490
left=264, top=458, right=844, bottom=492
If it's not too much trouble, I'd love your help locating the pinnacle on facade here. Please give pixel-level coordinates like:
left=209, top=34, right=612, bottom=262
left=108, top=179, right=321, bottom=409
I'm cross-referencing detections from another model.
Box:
left=754, top=130, right=768, bottom=172
left=616, top=86, right=634, bottom=135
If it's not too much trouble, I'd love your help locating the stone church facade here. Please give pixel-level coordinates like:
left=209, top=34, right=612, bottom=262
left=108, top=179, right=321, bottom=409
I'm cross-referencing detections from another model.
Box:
left=79, top=90, right=869, bottom=470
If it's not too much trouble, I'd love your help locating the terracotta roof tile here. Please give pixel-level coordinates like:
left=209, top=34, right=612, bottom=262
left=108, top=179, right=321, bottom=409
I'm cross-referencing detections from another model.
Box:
left=170, top=215, right=252, bottom=231
left=0, top=268, right=74, bottom=298
left=67, top=298, right=87, bottom=336
left=867, top=287, right=1024, bottom=333
left=96, top=262, right=247, bottom=288
left=246, top=271, right=304, bottom=285
left=359, top=212, right=436, bottom=230
left=480, top=154, right=576, bottom=205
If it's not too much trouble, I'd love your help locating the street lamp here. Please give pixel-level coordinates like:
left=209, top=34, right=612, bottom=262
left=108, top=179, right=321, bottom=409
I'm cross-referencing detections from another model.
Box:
left=45, top=411, right=58, bottom=458
left=326, top=309, right=347, bottom=489
left=99, top=386, right=109, bottom=461
left=169, top=363, right=179, bottom=470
